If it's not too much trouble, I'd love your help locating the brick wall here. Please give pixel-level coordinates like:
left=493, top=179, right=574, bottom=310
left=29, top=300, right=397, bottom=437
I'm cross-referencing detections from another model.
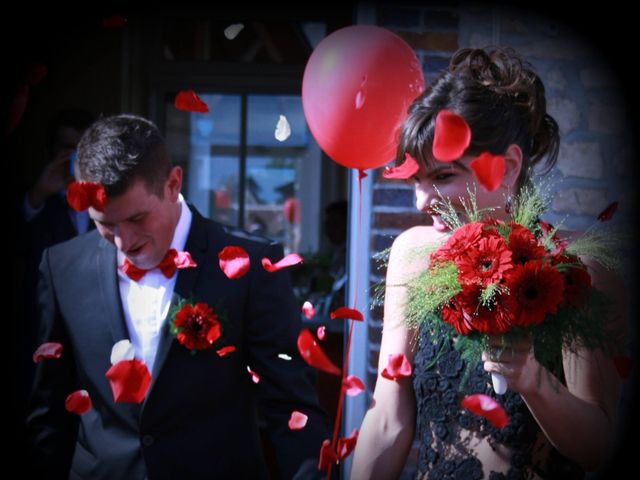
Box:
left=364, top=3, right=636, bottom=478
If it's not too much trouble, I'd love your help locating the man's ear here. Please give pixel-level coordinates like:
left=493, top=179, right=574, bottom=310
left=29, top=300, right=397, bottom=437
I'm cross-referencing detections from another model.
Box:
left=502, top=144, right=523, bottom=189
left=165, top=166, right=183, bottom=201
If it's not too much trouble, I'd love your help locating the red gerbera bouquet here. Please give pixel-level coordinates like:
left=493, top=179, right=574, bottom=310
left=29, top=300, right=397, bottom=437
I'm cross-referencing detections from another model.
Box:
left=403, top=185, right=621, bottom=392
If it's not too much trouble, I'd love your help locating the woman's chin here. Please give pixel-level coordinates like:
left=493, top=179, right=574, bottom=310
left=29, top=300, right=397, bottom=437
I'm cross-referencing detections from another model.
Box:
left=432, top=217, right=450, bottom=233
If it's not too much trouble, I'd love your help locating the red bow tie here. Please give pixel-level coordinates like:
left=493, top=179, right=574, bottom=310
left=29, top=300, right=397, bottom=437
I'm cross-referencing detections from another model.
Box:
left=121, top=249, right=197, bottom=281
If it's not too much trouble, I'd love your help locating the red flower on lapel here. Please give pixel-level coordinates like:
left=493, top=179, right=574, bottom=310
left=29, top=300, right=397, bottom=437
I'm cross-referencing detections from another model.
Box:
left=170, top=300, right=224, bottom=351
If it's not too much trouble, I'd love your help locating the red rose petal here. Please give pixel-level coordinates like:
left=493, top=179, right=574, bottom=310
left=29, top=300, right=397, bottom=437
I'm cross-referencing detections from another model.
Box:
left=330, top=307, right=364, bottom=321
left=247, top=366, right=261, bottom=384
left=302, top=301, right=316, bottom=320
left=262, top=253, right=303, bottom=272
left=336, top=428, right=359, bottom=460
left=218, top=246, right=250, bottom=279
left=67, top=181, right=90, bottom=211
left=613, top=356, right=633, bottom=379
left=174, top=251, right=197, bottom=269
left=288, top=410, right=308, bottom=430
left=380, top=353, right=412, bottom=380
left=597, top=201, right=618, bottom=222
left=342, top=375, right=365, bottom=397
left=33, top=342, right=63, bottom=362
left=175, top=90, right=209, bottom=113
left=318, top=439, right=338, bottom=471
left=461, top=393, right=509, bottom=428
left=297, top=329, right=341, bottom=376
left=432, top=110, right=471, bottom=162
left=216, top=345, right=236, bottom=357
left=470, top=152, right=505, bottom=192
left=382, top=153, right=420, bottom=180
left=105, top=359, right=152, bottom=404
left=316, top=325, right=326, bottom=340
left=283, top=198, right=300, bottom=224
left=65, top=389, right=92, bottom=414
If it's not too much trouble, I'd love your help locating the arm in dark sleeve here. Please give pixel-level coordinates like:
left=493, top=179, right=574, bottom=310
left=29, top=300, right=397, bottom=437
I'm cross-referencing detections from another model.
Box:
left=246, top=242, right=331, bottom=479
left=26, top=248, right=79, bottom=478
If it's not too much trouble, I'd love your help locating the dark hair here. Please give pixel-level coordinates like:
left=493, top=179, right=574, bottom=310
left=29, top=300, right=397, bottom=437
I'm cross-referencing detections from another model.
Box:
left=46, top=108, right=95, bottom=153
left=76, top=114, right=172, bottom=198
left=397, top=47, right=559, bottom=191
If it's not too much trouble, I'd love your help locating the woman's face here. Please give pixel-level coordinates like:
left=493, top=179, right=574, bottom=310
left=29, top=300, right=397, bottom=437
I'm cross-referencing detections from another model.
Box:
left=413, top=146, right=522, bottom=232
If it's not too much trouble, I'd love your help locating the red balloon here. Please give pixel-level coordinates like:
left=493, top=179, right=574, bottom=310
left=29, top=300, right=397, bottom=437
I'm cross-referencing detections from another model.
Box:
left=302, top=26, right=424, bottom=170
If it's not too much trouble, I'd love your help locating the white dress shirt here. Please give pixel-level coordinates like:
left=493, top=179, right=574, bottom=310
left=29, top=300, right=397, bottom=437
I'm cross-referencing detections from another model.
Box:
left=117, top=195, right=192, bottom=373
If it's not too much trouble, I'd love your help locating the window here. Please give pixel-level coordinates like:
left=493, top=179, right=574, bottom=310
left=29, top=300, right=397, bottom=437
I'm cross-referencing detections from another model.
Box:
left=165, top=92, right=322, bottom=254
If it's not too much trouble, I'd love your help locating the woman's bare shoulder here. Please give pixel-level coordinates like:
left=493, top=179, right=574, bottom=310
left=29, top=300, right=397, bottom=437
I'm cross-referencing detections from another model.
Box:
left=392, top=225, right=447, bottom=251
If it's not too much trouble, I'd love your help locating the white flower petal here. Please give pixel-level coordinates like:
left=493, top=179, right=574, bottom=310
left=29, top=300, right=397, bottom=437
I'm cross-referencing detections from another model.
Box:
left=275, top=115, right=291, bottom=142
left=111, top=339, right=135, bottom=365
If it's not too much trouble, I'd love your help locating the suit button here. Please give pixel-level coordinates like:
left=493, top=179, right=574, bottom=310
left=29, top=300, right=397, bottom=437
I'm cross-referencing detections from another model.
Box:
left=142, top=434, right=154, bottom=446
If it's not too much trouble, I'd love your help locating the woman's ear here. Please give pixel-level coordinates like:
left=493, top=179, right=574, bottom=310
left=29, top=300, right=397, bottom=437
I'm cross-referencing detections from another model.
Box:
left=502, top=144, right=523, bottom=189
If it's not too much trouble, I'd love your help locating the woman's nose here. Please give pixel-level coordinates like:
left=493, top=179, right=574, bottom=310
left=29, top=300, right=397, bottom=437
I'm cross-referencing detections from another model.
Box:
left=415, top=182, right=434, bottom=212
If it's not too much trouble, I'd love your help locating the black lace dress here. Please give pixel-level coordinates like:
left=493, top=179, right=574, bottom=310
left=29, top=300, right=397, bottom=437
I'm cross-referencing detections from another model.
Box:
left=412, top=329, right=584, bottom=479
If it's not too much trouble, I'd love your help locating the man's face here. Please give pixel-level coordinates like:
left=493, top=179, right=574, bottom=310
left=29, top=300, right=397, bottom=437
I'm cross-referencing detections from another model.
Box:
left=90, top=167, right=183, bottom=269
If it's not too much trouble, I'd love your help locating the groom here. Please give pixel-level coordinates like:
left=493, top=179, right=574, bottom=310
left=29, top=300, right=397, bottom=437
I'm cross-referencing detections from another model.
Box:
left=26, top=114, right=329, bottom=479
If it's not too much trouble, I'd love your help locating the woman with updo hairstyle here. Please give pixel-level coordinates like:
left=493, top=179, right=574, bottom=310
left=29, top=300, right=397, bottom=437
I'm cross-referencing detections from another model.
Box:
left=351, top=48, right=624, bottom=479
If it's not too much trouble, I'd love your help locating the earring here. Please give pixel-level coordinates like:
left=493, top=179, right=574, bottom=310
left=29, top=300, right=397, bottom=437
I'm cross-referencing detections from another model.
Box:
left=504, top=189, right=512, bottom=215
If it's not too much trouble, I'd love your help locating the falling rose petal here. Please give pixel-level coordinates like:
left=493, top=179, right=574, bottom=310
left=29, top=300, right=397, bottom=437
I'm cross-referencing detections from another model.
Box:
left=247, top=366, right=261, bottom=384
left=382, top=153, right=420, bottom=180
left=218, top=246, right=250, bottom=279
left=105, top=359, right=152, bottom=404
left=358, top=169, right=368, bottom=180
left=302, top=301, right=316, bottom=320
left=33, top=342, right=63, bottom=363
left=432, top=110, right=471, bottom=162
left=278, top=353, right=292, bottom=361
left=470, top=152, right=505, bottom=192
left=330, top=307, right=364, bottom=321
left=175, top=90, right=209, bottom=113
left=262, top=253, right=303, bottom=272
left=336, top=428, right=359, bottom=460
left=318, top=439, right=338, bottom=471
left=65, top=389, right=92, bottom=414
left=283, top=197, right=300, bottom=224
left=174, top=251, right=197, bottom=269
left=342, top=375, right=365, bottom=397
left=110, top=339, right=135, bottom=365
left=597, top=201, right=619, bottom=222
left=275, top=114, right=292, bottom=142
left=317, top=326, right=326, bottom=341
left=613, top=356, right=633, bottom=379
left=297, top=329, right=341, bottom=376
left=288, top=410, right=308, bottom=430
left=224, top=23, right=244, bottom=40
left=102, top=15, right=127, bottom=28
left=216, top=345, right=236, bottom=357
left=381, top=353, right=412, bottom=380
left=5, top=84, right=29, bottom=136
left=461, top=393, right=509, bottom=428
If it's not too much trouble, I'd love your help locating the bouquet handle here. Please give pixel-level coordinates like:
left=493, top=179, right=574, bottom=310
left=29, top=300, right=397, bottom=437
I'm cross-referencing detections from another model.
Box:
left=491, top=372, right=507, bottom=395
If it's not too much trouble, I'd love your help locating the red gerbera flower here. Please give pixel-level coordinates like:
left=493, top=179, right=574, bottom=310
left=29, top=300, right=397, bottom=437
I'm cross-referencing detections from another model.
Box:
left=560, top=264, right=592, bottom=308
left=508, top=224, right=546, bottom=265
left=172, top=302, right=221, bottom=350
left=431, top=222, right=484, bottom=264
left=456, top=234, right=513, bottom=287
left=444, top=283, right=516, bottom=335
left=505, top=260, right=565, bottom=327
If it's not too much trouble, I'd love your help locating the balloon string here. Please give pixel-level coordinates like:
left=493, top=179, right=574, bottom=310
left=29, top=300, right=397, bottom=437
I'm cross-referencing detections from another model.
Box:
left=326, top=169, right=366, bottom=480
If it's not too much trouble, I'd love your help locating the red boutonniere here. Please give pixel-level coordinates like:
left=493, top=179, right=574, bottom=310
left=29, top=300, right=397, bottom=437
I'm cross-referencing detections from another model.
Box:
left=169, top=299, right=226, bottom=352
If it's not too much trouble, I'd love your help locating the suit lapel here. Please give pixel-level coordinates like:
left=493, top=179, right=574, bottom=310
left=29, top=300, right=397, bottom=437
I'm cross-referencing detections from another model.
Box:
left=96, top=237, right=129, bottom=344
left=143, top=207, right=209, bottom=405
